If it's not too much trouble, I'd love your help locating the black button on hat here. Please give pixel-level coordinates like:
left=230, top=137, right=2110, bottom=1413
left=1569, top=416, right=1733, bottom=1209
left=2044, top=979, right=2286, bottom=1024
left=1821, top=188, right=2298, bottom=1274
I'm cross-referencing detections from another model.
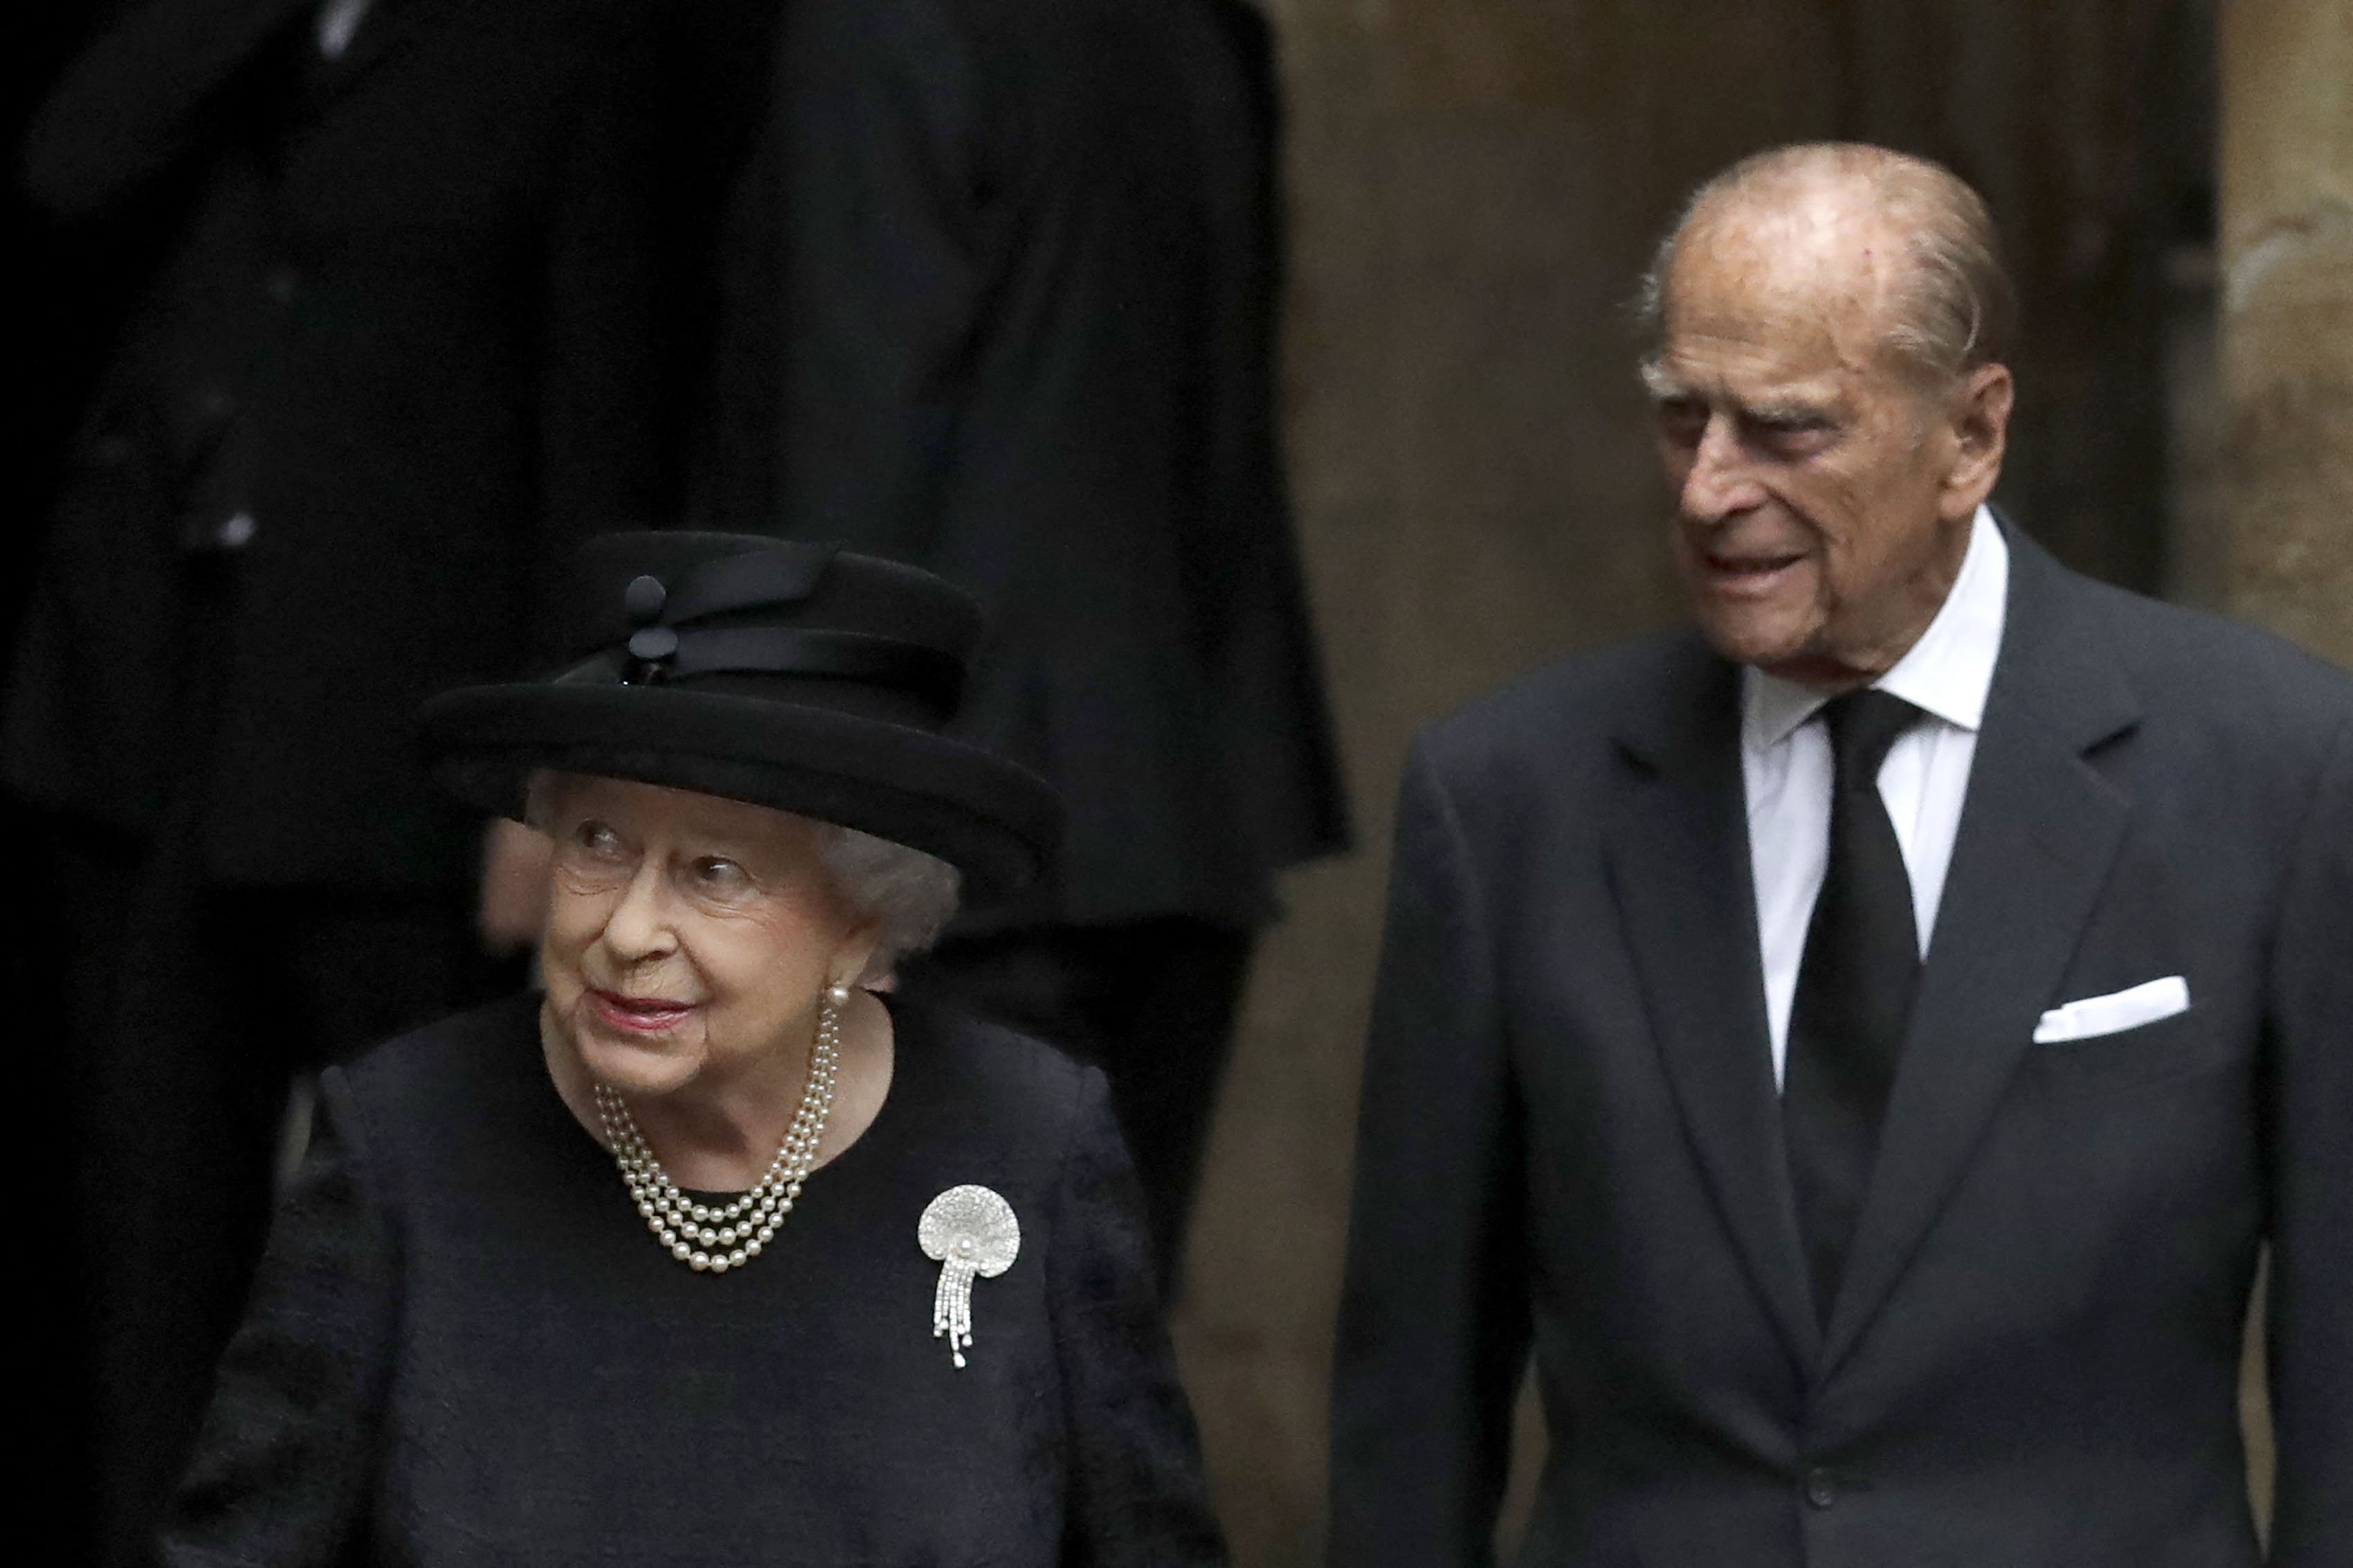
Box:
left=624, top=574, right=666, bottom=623
left=626, top=626, right=679, bottom=663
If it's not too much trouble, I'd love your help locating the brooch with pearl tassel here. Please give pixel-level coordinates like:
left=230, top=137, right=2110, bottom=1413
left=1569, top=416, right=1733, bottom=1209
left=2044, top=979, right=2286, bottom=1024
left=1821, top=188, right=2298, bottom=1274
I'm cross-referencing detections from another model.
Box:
left=918, top=1185, right=1019, bottom=1368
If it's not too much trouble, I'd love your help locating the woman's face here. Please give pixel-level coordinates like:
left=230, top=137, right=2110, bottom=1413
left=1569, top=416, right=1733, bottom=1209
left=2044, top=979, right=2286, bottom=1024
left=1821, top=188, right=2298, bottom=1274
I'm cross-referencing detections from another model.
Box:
left=536, top=774, right=878, bottom=1100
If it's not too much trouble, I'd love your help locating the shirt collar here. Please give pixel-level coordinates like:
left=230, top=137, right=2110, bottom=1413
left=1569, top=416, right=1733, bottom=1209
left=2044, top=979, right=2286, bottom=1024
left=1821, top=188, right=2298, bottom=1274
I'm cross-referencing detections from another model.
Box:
left=1743, top=504, right=2010, bottom=751
left=318, top=0, right=376, bottom=58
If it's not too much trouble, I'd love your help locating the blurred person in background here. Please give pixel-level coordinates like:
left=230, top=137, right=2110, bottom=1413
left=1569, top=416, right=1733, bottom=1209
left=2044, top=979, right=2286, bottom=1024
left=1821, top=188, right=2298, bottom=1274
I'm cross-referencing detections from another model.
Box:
left=696, top=0, right=1350, bottom=1292
left=6, top=1, right=707, bottom=1559
left=9, top=8, right=161, bottom=1546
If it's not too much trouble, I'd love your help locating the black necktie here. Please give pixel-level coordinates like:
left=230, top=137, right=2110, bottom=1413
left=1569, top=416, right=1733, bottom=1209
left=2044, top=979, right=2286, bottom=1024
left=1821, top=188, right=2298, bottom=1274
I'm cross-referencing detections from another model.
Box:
left=1784, top=689, right=1923, bottom=1325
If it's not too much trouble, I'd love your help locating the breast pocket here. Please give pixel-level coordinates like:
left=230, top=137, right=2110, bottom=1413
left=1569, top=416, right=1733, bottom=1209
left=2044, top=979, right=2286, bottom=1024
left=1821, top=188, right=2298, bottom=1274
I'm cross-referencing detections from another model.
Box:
left=2029, top=1005, right=2243, bottom=1097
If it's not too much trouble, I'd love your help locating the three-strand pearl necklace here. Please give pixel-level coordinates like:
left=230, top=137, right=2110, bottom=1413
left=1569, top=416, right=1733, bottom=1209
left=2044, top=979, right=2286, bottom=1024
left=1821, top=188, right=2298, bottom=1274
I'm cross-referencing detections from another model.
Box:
left=592, top=983, right=846, bottom=1275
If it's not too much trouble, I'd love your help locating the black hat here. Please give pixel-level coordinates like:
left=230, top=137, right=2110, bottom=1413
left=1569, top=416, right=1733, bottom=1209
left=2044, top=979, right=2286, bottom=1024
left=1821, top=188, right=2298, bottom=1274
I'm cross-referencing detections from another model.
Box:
left=419, top=532, right=1062, bottom=902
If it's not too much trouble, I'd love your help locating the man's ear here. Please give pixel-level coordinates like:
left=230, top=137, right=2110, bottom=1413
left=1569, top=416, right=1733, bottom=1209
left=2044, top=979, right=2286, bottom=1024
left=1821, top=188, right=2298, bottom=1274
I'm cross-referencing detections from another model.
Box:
left=1942, top=361, right=2013, bottom=516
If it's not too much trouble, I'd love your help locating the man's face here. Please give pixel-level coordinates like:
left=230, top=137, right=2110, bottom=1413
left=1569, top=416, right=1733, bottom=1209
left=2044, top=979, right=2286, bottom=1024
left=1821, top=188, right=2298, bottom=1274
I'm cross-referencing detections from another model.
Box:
left=1646, top=211, right=2003, bottom=688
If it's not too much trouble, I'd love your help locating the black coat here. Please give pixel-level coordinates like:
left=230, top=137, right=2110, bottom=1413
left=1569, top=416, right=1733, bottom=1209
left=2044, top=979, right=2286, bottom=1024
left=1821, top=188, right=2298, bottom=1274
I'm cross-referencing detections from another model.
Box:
left=162, top=993, right=1227, bottom=1566
left=698, top=0, right=1348, bottom=929
left=1331, top=530, right=2353, bottom=1565
left=4, top=0, right=700, bottom=889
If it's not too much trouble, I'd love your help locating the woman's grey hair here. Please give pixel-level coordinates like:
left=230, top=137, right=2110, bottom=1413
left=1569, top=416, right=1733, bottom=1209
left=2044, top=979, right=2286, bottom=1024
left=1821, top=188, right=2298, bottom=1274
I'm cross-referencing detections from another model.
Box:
left=1633, top=142, right=2016, bottom=388
left=521, top=770, right=961, bottom=979
left=809, top=821, right=961, bottom=981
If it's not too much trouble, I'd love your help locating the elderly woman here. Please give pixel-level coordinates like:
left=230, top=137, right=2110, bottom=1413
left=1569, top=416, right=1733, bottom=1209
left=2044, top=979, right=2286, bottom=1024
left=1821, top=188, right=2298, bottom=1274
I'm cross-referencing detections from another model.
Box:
left=157, top=534, right=1226, bottom=1565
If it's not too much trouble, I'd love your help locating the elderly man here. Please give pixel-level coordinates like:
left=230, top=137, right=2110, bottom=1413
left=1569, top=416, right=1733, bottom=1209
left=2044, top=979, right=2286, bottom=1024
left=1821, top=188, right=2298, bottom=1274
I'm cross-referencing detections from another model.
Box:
left=1331, top=143, right=2351, bottom=1567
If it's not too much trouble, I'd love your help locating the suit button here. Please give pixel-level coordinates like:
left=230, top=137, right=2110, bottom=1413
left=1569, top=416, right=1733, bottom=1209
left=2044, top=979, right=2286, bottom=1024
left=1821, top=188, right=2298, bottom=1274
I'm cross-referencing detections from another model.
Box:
left=216, top=511, right=257, bottom=550
left=1804, top=1468, right=1838, bottom=1509
left=198, top=388, right=235, bottom=421
left=266, top=266, right=299, bottom=304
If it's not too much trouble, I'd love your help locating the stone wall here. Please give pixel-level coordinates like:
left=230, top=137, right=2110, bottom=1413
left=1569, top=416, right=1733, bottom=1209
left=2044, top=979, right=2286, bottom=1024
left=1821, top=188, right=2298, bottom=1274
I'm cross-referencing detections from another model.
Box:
left=2222, top=0, right=2353, bottom=665
left=2219, top=0, right=2353, bottom=1528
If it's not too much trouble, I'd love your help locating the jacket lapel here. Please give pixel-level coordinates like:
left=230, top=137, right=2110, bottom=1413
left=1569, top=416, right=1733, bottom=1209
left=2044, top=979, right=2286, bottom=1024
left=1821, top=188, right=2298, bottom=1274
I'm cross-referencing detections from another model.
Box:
left=1608, top=635, right=1821, bottom=1373
left=1819, top=531, right=2141, bottom=1374
left=23, top=0, right=319, bottom=216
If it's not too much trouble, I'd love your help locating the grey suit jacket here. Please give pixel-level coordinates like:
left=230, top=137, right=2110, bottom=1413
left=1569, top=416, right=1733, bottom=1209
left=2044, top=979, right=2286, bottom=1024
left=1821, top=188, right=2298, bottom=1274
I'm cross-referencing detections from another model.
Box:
left=1332, top=527, right=2353, bottom=1566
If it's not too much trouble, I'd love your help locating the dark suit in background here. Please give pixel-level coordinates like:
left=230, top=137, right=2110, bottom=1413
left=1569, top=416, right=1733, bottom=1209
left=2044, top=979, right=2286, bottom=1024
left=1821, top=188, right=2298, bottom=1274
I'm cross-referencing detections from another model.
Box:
left=1331, top=529, right=2353, bottom=1565
left=8, top=1, right=146, bottom=656
left=7, top=10, right=152, bottom=1546
left=6, top=2, right=700, bottom=1557
left=700, top=0, right=1349, bottom=1283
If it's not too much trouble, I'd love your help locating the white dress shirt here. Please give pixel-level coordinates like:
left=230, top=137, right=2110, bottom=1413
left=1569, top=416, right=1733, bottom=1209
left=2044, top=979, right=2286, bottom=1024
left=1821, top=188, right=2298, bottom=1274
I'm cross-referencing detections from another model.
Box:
left=1743, top=505, right=2008, bottom=1086
left=317, top=0, right=376, bottom=59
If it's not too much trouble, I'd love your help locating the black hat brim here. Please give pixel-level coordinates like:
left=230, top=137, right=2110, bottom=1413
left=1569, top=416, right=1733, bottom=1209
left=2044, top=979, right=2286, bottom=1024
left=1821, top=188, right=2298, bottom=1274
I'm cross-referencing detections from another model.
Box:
left=420, top=684, right=1062, bottom=904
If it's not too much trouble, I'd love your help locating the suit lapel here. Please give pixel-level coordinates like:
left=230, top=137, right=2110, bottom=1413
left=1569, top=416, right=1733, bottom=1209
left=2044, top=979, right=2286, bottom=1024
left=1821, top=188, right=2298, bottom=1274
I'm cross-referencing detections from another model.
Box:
left=24, top=0, right=318, bottom=209
left=28, top=0, right=448, bottom=206
left=1608, top=636, right=1821, bottom=1373
left=1820, top=531, right=2141, bottom=1374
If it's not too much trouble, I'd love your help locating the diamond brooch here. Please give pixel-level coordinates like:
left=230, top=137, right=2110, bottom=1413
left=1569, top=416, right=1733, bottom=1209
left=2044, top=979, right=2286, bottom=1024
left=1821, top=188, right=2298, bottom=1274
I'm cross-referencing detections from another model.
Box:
left=918, top=1185, right=1020, bottom=1368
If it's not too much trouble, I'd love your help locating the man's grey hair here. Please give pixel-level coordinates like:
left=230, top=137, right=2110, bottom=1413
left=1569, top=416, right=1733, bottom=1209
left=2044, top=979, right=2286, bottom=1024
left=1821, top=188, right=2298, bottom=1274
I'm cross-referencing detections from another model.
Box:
left=1634, top=142, right=2016, bottom=388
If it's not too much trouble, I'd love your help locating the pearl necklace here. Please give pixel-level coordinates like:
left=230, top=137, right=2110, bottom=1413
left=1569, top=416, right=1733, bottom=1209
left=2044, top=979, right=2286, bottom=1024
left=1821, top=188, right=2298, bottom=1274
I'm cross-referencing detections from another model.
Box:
left=592, top=983, right=846, bottom=1275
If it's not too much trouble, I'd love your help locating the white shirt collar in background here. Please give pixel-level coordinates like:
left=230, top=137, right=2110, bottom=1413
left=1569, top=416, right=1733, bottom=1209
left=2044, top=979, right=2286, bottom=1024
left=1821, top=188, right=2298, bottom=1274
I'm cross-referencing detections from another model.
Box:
left=318, top=0, right=376, bottom=60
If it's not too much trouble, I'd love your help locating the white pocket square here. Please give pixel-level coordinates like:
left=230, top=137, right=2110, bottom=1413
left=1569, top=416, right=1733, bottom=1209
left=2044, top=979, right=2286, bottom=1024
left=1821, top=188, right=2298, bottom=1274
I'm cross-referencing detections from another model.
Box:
left=2033, top=976, right=2191, bottom=1044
